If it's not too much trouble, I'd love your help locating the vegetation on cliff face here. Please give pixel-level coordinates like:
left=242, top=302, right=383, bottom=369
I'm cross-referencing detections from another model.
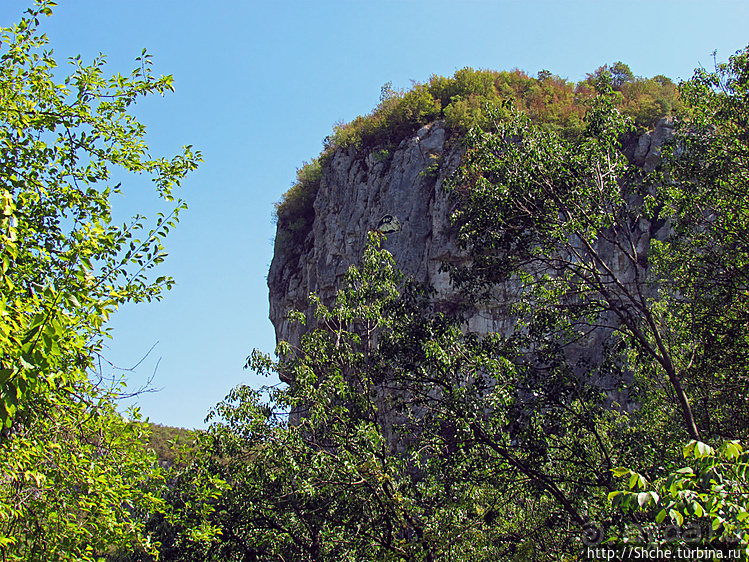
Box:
left=274, top=64, right=680, bottom=251
left=273, top=158, right=322, bottom=251
left=143, top=47, right=749, bottom=560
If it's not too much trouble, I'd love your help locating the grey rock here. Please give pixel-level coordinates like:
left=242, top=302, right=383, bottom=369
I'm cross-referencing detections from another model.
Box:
left=268, top=120, right=674, bottom=375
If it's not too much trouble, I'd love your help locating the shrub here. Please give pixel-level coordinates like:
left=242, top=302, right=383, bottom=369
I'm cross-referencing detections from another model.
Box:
left=274, top=158, right=323, bottom=250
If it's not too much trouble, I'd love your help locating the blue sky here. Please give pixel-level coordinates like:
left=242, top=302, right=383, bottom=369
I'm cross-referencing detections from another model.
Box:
left=1, top=0, right=747, bottom=429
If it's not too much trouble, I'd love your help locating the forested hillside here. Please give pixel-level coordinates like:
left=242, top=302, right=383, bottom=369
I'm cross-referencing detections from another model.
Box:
left=1, top=2, right=748, bottom=561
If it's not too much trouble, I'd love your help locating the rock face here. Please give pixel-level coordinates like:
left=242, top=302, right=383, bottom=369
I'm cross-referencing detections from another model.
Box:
left=268, top=122, right=461, bottom=353
left=268, top=119, right=674, bottom=360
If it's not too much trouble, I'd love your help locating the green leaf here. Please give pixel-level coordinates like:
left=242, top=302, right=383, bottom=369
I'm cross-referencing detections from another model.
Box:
left=656, top=508, right=668, bottom=524
left=695, top=441, right=714, bottom=459
left=691, top=501, right=704, bottom=517
left=722, top=441, right=742, bottom=460
left=629, top=472, right=640, bottom=490
left=0, top=368, right=14, bottom=385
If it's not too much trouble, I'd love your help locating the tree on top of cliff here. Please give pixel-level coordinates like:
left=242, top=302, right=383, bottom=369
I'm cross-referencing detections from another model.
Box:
left=322, top=64, right=678, bottom=153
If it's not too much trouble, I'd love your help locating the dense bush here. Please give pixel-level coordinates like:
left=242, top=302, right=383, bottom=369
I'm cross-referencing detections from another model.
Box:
left=324, top=64, right=678, bottom=151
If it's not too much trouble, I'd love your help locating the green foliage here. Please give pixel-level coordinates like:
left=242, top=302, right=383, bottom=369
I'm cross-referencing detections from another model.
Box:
left=601, top=44, right=749, bottom=555
left=147, top=423, right=196, bottom=467
left=326, top=83, right=441, bottom=151
left=324, top=65, right=677, bottom=153
left=0, top=2, right=207, bottom=559
left=620, top=74, right=678, bottom=129
left=274, top=158, right=322, bottom=252
left=586, top=63, right=679, bottom=129
left=439, top=43, right=748, bottom=555
left=151, top=235, right=643, bottom=560
left=0, top=388, right=165, bottom=561
left=446, top=86, right=709, bottom=444
left=648, top=45, right=749, bottom=441
left=0, top=0, right=200, bottom=426
left=610, top=440, right=749, bottom=553
left=148, top=236, right=443, bottom=561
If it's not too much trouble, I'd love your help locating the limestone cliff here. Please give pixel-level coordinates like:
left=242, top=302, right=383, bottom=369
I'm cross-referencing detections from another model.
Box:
left=268, top=122, right=460, bottom=354
left=268, top=119, right=673, bottom=364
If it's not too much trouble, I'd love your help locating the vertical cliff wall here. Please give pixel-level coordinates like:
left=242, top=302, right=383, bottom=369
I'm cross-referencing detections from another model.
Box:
left=269, top=122, right=460, bottom=351
left=268, top=119, right=673, bottom=356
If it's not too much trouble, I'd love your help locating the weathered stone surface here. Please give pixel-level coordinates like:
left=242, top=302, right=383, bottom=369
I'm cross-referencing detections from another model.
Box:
left=268, top=122, right=463, bottom=355
left=268, top=120, right=674, bottom=364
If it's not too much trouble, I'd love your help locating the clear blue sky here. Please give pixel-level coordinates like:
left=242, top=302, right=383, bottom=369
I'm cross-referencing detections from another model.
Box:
left=1, top=1, right=747, bottom=429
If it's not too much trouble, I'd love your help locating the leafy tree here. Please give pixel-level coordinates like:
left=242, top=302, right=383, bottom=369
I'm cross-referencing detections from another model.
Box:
left=147, top=423, right=196, bottom=467
left=602, top=44, right=749, bottom=554
left=0, top=2, right=204, bottom=559
left=150, top=237, right=435, bottom=561
left=446, top=87, right=701, bottom=443
left=393, top=49, right=747, bottom=558
left=444, top=43, right=749, bottom=554
left=158, top=235, right=633, bottom=561
left=0, top=1, right=199, bottom=425
left=0, top=384, right=167, bottom=560
left=610, top=62, right=635, bottom=89
left=152, top=236, right=540, bottom=561
left=610, top=440, right=749, bottom=555
left=651, top=45, right=749, bottom=442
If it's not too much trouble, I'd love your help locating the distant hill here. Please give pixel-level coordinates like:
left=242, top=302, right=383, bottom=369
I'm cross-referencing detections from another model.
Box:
left=146, top=423, right=197, bottom=468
